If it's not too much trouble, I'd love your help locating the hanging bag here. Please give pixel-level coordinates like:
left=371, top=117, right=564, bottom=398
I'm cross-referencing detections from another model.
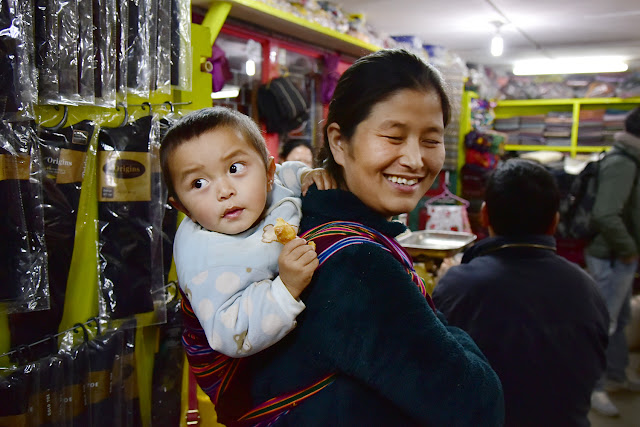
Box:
left=257, top=76, right=308, bottom=134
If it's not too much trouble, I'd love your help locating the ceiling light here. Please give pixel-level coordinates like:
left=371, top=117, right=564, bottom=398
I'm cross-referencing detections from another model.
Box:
left=490, top=21, right=504, bottom=57
left=491, top=34, right=503, bottom=57
left=211, top=85, right=240, bottom=99
left=245, top=59, right=256, bottom=76
left=513, top=57, right=629, bottom=75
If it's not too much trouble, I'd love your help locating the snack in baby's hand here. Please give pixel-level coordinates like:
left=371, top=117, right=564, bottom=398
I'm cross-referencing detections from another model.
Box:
left=274, top=218, right=316, bottom=250
left=274, top=218, right=296, bottom=243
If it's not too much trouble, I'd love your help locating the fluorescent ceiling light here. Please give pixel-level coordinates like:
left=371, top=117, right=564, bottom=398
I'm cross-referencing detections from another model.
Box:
left=513, top=57, right=628, bottom=75
left=491, top=35, right=503, bottom=57
left=211, top=85, right=240, bottom=99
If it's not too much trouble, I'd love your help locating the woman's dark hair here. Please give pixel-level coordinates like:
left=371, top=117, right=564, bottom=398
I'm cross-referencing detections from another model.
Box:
left=318, top=49, right=452, bottom=187
left=625, top=106, right=640, bottom=138
left=280, top=138, right=313, bottom=162
left=485, top=159, right=560, bottom=236
left=160, top=107, right=268, bottom=201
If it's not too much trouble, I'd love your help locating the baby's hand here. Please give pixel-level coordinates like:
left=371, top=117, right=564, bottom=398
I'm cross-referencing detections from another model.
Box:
left=278, top=237, right=319, bottom=299
left=301, top=168, right=337, bottom=196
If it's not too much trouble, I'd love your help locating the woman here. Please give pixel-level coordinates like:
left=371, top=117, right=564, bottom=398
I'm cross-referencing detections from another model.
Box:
left=280, top=138, right=314, bottom=167
left=187, top=49, right=504, bottom=426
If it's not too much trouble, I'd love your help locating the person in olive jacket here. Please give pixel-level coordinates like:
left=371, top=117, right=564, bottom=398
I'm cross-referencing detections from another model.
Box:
left=433, top=158, right=609, bottom=427
left=586, top=106, right=640, bottom=416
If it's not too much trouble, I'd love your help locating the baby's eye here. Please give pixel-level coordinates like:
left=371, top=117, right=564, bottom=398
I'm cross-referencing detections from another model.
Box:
left=229, top=162, right=246, bottom=174
left=192, top=178, right=209, bottom=189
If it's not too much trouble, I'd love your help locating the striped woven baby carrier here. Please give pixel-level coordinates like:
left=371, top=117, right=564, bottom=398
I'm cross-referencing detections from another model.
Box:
left=180, top=221, right=435, bottom=426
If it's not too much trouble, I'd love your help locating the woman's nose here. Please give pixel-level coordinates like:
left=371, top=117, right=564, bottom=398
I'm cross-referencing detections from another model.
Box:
left=400, top=139, right=424, bottom=170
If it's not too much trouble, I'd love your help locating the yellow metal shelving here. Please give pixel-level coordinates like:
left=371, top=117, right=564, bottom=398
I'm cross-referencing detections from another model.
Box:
left=195, top=0, right=381, bottom=57
left=494, top=97, right=640, bottom=157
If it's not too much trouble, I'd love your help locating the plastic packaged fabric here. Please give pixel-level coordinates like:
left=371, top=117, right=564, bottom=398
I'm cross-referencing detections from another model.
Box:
left=57, top=0, right=81, bottom=104
left=97, top=115, right=165, bottom=320
left=155, top=0, right=172, bottom=94
left=0, top=360, right=40, bottom=425
left=93, top=0, right=117, bottom=107
left=35, top=0, right=60, bottom=105
left=84, top=325, right=126, bottom=427
left=158, top=113, right=181, bottom=284
left=0, top=0, right=36, bottom=119
left=0, top=120, right=49, bottom=313
left=9, top=121, right=95, bottom=350
left=77, top=0, right=96, bottom=104
left=147, top=0, right=158, bottom=91
left=170, top=0, right=191, bottom=91
left=112, top=324, right=142, bottom=426
left=126, top=0, right=151, bottom=98
left=151, top=285, right=183, bottom=427
left=115, top=0, right=129, bottom=101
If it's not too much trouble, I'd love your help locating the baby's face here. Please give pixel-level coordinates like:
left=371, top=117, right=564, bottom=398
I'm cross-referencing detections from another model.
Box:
left=169, top=127, right=274, bottom=234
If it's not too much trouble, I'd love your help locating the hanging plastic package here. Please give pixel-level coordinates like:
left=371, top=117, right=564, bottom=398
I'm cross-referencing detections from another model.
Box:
left=151, top=284, right=184, bottom=427
left=158, top=114, right=180, bottom=284
left=170, top=0, right=191, bottom=91
left=98, top=116, right=160, bottom=319
left=9, top=121, right=94, bottom=351
left=92, top=0, right=117, bottom=108
left=57, top=0, right=81, bottom=104
left=147, top=0, right=158, bottom=91
left=84, top=324, right=126, bottom=427
left=77, top=0, right=95, bottom=105
left=57, top=325, right=92, bottom=426
left=126, top=0, right=151, bottom=98
left=0, top=0, right=37, bottom=120
left=0, top=120, right=49, bottom=313
left=115, top=0, right=129, bottom=101
left=34, top=0, right=60, bottom=105
left=155, top=0, right=172, bottom=94
left=0, top=359, right=40, bottom=426
left=112, top=324, right=142, bottom=426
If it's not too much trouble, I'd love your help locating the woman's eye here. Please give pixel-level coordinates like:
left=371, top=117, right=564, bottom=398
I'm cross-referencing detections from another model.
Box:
left=384, top=135, right=403, bottom=142
left=229, top=162, right=246, bottom=174
left=193, top=178, right=209, bottom=189
left=422, top=139, right=443, bottom=146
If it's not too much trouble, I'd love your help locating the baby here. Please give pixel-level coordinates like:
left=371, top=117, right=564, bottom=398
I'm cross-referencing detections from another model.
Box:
left=160, top=107, right=334, bottom=357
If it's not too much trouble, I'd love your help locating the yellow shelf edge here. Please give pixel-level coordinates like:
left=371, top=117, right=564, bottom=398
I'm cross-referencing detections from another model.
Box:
left=504, top=145, right=572, bottom=152
left=495, top=97, right=640, bottom=107
left=216, top=0, right=381, bottom=54
left=504, top=145, right=611, bottom=152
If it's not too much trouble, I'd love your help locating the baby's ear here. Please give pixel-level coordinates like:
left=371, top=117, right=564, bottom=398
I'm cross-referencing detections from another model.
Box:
left=267, top=156, right=276, bottom=186
left=169, top=196, right=190, bottom=217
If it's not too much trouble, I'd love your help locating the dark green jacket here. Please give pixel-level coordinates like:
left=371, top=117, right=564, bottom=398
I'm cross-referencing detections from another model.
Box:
left=246, top=187, right=505, bottom=426
left=586, top=132, right=640, bottom=259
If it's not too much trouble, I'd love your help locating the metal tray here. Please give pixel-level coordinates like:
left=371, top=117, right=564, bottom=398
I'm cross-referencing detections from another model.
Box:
left=397, top=230, right=477, bottom=260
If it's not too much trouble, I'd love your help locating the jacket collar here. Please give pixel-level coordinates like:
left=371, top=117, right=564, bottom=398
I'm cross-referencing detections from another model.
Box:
left=461, top=234, right=556, bottom=264
left=300, top=186, right=407, bottom=238
left=614, top=132, right=640, bottom=161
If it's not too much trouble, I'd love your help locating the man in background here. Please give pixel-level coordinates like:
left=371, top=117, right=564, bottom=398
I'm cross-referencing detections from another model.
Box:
left=433, top=158, right=608, bottom=426
left=586, top=107, right=640, bottom=416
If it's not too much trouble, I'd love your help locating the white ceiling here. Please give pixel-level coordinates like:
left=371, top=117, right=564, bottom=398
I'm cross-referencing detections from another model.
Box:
left=338, top=0, right=640, bottom=71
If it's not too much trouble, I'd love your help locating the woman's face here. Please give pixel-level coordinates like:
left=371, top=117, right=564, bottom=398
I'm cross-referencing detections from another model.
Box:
left=285, top=145, right=313, bottom=167
left=330, top=88, right=445, bottom=218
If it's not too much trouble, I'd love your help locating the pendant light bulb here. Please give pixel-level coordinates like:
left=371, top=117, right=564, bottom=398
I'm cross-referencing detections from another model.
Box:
left=490, top=21, right=504, bottom=57
left=491, top=34, right=503, bottom=57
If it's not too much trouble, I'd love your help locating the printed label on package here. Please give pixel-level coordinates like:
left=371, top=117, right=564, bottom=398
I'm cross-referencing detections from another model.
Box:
left=0, top=153, right=30, bottom=181
left=98, top=151, right=150, bottom=201
left=41, top=146, right=87, bottom=184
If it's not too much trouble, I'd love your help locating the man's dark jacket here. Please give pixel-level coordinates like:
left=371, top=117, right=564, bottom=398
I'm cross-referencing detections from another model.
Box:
left=433, top=235, right=608, bottom=427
